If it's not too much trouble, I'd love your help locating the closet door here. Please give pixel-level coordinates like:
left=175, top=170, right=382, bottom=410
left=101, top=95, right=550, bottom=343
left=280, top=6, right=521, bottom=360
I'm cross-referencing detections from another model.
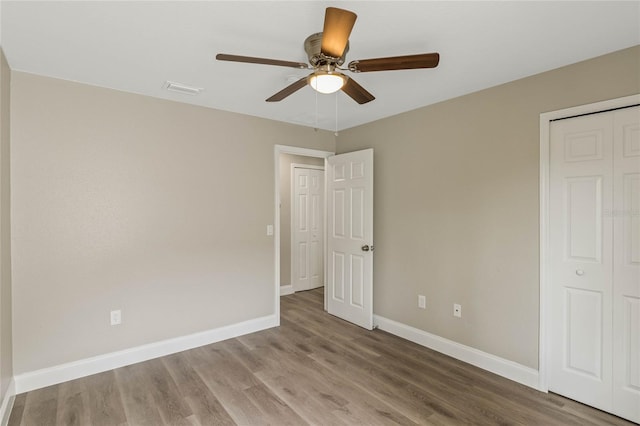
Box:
left=549, top=112, right=614, bottom=412
left=612, top=106, right=640, bottom=423
left=549, top=105, right=639, bottom=423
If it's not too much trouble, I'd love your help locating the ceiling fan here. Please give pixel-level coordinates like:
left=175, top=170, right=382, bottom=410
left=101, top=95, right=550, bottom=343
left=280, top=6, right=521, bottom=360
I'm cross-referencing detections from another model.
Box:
left=216, top=7, right=440, bottom=105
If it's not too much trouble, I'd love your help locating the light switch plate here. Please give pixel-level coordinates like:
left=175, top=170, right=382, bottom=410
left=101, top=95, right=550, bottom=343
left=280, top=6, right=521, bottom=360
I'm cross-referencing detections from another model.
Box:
left=267, top=225, right=274, bottom=236
left=418, top=295, right=426, bottom=309
left=110, top=310, right=122, bottom=326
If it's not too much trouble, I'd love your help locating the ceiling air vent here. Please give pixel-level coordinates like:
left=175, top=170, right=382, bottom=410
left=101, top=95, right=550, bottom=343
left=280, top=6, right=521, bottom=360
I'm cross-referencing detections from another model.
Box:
left=163, top=81, right=203, bottom=95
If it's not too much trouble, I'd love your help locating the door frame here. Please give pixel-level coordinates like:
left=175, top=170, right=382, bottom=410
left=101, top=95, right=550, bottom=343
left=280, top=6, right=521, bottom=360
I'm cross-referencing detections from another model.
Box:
left=538, top=94, right=640, bottom=392
left=291, top=163, right=325, bottom=294
left=274, top=145, right=334, bottom=324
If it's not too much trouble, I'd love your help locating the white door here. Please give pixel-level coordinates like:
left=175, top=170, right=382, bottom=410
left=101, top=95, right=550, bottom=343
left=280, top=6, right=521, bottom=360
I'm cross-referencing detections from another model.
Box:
left=292, top=167, right=324, bottom=292
left=549, top=106, right=639, bottom=423
left=549, top=112, right=614, bottom=411
left=612, top=106, right=640, bottom=422
left=327, top=149, right=373, bottom=330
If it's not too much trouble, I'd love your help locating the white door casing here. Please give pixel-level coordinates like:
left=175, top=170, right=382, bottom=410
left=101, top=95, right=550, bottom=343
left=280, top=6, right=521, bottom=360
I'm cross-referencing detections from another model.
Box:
left=327, top=149, right=374, bottom=330
left=292, top=166, right=324, bottom=292
left=548, top=105, right=640, bottom=423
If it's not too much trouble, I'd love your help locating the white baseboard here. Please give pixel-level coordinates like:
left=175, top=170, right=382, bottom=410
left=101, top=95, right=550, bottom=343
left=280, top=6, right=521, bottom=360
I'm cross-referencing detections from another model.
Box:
left=373, top=315, right=540, bottom=390
left=279, top=284, right=294, bottom=296
left=14, top=314, right=278, bottom=394
left=0, top=378, right=15, bottom=426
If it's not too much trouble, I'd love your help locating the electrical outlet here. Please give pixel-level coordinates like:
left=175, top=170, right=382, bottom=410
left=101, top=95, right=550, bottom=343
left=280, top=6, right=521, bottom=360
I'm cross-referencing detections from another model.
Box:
left=418, top=295, right=426, bottom=309
left=266, top=225, right=274, bottom=236
left=110, top=310, right=122, bottom=326
left=453, top=304, right=462, bottom=318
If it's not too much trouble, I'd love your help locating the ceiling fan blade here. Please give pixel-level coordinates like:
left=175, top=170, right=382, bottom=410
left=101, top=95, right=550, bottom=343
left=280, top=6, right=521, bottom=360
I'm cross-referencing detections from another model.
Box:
left=216, top=54, right=309, bottom=69
left=321, top=7, right=357, bottom=58
left=266, top=76, right=309, bottom=102
left=341, top=77, right=375, bottom=105
left=349, top=53, right=440, bottom=73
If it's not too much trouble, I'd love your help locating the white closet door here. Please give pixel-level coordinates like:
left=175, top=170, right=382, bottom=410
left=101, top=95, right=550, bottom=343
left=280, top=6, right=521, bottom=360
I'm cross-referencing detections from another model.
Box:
left=612, top=106, right=640, bottom=423
left=549, top=112, right=614, bottom=411
left=549, top=105, right=640, bottom=423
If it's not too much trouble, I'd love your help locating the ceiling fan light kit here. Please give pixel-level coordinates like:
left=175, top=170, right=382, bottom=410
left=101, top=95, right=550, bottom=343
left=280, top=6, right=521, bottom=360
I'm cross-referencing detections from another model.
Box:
left=216, top=7, right=439, bottom=104
left=308, top=69, right=346, bottom=94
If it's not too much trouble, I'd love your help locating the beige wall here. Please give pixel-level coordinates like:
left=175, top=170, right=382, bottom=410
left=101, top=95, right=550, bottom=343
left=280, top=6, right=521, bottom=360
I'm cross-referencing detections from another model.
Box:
left=10, top=72, right=335, bottom=374
left=0, top=48, right=13, bottom=404
left=337, top=45, right=640, bottom=369
left=6, top=44, right=639, bottom=377
left=279, top=154, right=325, bottom=287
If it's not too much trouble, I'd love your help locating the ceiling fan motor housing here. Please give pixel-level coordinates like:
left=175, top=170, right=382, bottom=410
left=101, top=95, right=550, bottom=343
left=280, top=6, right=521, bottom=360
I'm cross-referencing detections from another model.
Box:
left=304, top=32, right=349, bottom=67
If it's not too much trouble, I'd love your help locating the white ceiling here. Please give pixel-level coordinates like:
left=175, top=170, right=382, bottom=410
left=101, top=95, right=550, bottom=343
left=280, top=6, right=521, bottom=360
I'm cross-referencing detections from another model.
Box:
left=2, top=1, right=639, bottom=131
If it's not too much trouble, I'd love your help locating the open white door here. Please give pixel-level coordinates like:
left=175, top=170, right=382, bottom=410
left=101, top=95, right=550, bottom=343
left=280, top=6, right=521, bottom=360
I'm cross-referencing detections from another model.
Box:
left=327, top=149, right=373, bottom=330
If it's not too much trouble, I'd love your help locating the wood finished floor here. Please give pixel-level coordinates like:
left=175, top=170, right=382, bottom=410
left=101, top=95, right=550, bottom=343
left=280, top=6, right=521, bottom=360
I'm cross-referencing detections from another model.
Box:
left=8, top=288, right=635, bottom=426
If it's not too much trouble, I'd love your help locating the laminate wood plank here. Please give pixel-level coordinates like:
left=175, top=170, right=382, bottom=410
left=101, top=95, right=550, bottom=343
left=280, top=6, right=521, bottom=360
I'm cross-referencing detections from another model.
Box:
left=332, top=399, right=421, bottom=426
left=221, top=340, right=298, bottom=382
left=187, top=348, right=265, bottom=425
left=55, top=379, right=89, bottom=426
left=242, top=383, right=308, bottom=425
left=197, top=345, right=262, bottom=391
left=20, top=385, right=59, bottom=426
left=114, top=362, right=164, bottom=426
left=255, top=373, right=349, bottom=426
left=139, top=358, right=193, bottom=425
left=218, top=338, right=266, bottom=372
left=82, top=371, right=127, bottom=426
left=162, top=352, right=235, bottom=426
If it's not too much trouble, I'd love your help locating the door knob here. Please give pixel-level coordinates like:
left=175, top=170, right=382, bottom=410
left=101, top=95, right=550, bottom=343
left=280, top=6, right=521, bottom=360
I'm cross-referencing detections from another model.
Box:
left=362, top=245, right=370, bottom=252
left=576, top=269, right=584, bottom=276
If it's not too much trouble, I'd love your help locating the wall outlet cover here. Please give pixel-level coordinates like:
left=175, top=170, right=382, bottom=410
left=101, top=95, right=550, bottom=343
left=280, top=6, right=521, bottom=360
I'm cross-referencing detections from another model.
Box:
left=453, top=304, right=462, bottom=318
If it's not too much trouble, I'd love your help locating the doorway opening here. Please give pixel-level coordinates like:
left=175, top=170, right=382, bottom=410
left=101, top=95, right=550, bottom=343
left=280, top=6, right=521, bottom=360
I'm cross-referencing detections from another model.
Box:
left=274, top=145, right=334, bottom=323
left=281, top=160, right=325, bottom=295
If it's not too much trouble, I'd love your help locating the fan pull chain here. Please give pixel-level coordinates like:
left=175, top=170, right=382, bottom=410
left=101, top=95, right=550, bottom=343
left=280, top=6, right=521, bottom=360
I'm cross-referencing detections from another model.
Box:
left=334, top=92, right=339, bottom=136
left=314, top=88, right=319, bottom=132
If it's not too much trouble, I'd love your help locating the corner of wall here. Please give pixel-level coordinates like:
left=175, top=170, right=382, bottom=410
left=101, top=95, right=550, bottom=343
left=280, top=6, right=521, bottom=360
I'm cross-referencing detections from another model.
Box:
left=0, top=378, right=15, bottom=426
left=0, top=45, right=14, bottom=426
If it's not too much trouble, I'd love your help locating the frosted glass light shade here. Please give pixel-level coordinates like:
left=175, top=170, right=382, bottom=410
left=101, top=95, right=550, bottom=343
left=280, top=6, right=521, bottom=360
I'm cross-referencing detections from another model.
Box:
left=309, top=72, right=346, bottom=94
